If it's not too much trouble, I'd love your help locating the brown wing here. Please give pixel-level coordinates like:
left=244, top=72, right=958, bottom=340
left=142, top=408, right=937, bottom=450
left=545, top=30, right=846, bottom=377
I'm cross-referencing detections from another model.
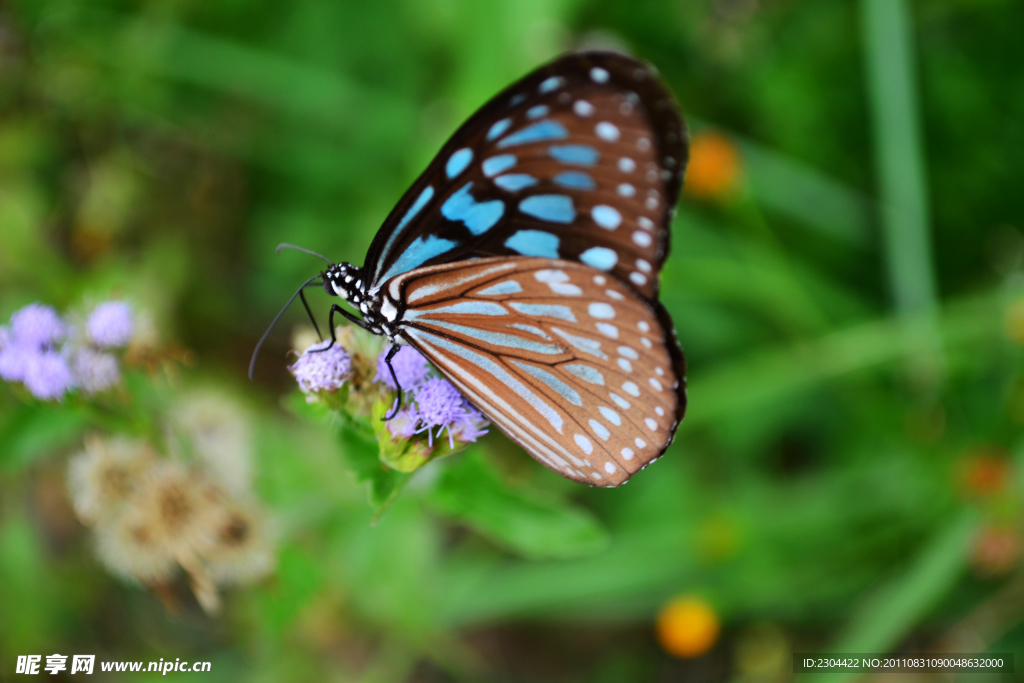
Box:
left=382, top=256, right=686, bottom=486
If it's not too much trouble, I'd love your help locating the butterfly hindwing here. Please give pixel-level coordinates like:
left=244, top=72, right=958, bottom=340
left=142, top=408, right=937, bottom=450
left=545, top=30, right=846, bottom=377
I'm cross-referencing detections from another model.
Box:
left=364, top=51, right=688, bottom=303
left=382, top=256, right=685, bottom=486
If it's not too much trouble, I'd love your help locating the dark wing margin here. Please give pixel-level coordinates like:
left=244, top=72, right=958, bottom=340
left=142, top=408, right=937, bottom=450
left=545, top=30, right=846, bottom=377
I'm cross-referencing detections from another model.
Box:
left=362, top=50, right=688, bottom=301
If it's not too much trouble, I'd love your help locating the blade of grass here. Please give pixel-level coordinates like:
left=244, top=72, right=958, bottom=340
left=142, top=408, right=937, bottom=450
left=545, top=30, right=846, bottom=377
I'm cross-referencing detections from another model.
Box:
left=820, top=510, right=979, bottom=683
left=860, top=0, right=944, bottom=386
left=684, top=293, right=998, bottom=428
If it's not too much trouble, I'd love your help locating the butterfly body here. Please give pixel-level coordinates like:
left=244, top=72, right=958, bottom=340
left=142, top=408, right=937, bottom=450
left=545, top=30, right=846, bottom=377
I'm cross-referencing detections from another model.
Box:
left=284, top=51, right=689, bottom=486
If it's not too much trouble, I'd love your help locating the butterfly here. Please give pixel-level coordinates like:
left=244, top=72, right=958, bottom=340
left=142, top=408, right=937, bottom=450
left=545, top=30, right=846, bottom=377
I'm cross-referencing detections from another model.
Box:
left=252, top=51, right=689, bottom=487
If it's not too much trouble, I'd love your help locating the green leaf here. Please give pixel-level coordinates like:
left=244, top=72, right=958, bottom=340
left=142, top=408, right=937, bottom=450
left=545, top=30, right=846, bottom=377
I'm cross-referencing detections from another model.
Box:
left=258, top=545, right=324, bottom=633
left=337, top=420, right=410, bottom=519
left=0, top=401, right=89, bottom=471
left=427, top=451, right=609, bottom=560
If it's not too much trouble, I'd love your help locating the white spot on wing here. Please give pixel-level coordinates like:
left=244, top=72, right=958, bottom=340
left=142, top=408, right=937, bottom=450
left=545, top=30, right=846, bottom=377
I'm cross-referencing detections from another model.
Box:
left=590, top=67, right=609, bottom=83
left=617, top=358, right=632, bottom=372
left=535, top=269, right=569, bottom=283
left=599, top=407, right=621, bottom=426
left=550, top=282, right=582, bottom=296
left=618, top=157, right=636, bottom=173
left=638, top=321, right=650, bottom=333
left=596, top=322, right=618, bottom=338
left=595, top=122, right=620, bottom=141
left=633, top=231, right=652, bottom=247
left=644, top=417, right=657, bottom=431
left=618, top=346, right=638, bottom=360
left=622, top=381, right=640, bottom=397
left=649, top=377, right=663, bottom=391
left=589, top=419, right=610, bottom=440
left=604, top=461, right=617, bottom=474
left=617, top=183, right=636, bottom=197
left=610, top=393, right=630, bottom=409
left=588, top=302, right=615, bottom=319
left=621, top=447, right=634, bottom=460
left=575, top=434, right=593, bottom=455
left=592, top=205, right=622, bottom=230
left=635, top=437, right=646, bottom=448
left=574, top=100, right=594, bottom=116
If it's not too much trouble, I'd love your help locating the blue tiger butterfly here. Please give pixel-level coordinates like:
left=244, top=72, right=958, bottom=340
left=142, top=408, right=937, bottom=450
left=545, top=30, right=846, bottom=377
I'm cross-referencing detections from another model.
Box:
left=252, top=51, right=689, bottom=487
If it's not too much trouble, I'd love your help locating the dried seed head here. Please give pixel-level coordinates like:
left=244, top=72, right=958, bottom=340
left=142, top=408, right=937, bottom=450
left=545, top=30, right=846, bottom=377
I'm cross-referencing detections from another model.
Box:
left=67, top=436, right=157, bottom=524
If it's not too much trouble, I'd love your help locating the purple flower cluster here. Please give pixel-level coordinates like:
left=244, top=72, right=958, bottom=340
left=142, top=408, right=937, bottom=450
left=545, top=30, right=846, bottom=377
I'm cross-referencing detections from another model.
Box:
left=378, top=347, right=488, bottom=447
left=0, top=301, right=133, bottom=400
left=87, top=302, right=134, bottom=348
left=289, top=341, right=352, bottom=393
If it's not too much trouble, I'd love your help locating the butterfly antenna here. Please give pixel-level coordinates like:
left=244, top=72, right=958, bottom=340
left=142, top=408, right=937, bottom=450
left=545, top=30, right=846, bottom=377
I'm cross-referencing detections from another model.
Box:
left=276, top=243, right=333, bottom=264
left=249, top=274, right=323, bottom=380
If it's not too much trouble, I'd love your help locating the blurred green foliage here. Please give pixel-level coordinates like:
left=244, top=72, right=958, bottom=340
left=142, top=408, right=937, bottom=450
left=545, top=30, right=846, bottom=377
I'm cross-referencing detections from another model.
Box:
left=2, top=0, right=1024, bottom=681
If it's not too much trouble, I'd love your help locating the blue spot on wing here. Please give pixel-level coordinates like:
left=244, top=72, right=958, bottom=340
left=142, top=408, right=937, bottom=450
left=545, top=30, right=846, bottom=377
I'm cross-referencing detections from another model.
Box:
left=504, top=230, right=560, bottom=258
left=482, top=154, right=517, bottom=177
left=519, top=195, right=576, bottom=224
left=441, top=183, right=505, bottom=235
left=378, top=234, right=459, bottom=285
left=538, top=76, right=564, bottom=93
left=477, top=280, right=523, bottom=295
left=510, top=360, right=582, bottom=406
left=527, top=105, right=549, bottom=119
left=374, top=185, right=435, bottom=280
left=509, top=302, right=577, bottom=322
left=445, top=148, right=473, bottom=179
left=553, top=171, right=596, bottom=189
left=487, top=118, right=512, bottom=141
left=579, top=246, right=618, bottom=271
left=494, top=174, right=538, bottom=191
left=549, top=145, right=600, bottom=166
left=497, top=120, right=568, bottom=148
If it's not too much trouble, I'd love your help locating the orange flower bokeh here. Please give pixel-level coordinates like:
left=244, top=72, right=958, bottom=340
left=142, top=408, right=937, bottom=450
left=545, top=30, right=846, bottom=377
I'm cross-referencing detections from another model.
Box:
left=684, top=131, right=741, bottom=199
left=656, top=595, right=720, bottom=658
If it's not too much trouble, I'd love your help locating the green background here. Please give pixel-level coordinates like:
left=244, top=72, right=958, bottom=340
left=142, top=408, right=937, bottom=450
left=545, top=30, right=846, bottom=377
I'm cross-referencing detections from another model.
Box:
left=2, top=0, right=1024, bottom=680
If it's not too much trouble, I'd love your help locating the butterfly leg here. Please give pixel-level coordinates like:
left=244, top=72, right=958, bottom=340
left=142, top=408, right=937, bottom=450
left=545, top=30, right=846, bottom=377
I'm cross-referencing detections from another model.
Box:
left=381, top=344, right=403, bottom=421
left=298, top=288, right=323, bottom=341
left=307, top=304, right=368, bottom=354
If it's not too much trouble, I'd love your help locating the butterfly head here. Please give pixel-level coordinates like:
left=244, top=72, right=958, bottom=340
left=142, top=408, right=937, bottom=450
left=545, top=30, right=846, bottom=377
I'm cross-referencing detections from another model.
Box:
left=322, top=262, right=366, bottom=304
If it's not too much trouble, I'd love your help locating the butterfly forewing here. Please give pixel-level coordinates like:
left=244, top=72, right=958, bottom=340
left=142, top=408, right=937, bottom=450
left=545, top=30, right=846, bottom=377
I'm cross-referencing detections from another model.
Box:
left=384, top=256, right=684, bottom=486
left=364, top=51, right=687, bottom=302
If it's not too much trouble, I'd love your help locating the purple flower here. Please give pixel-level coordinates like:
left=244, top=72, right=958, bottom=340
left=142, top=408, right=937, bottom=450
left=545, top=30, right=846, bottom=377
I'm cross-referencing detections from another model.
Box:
left=72, top=348, right=121, bottom=393
left=87, top=302, right=134, bottom=348
left=385, top=406, right=421, bottom=439
left=450, top=405, right=489, bottom=443
left=23, top=351, right=74, bottom=400
left=10, top=304, right=65, bottom=348
left=410, top=377, right=488, bottom=447
left=0, top=342, right=32, bottom=382
left=414, top=378, right=465, bottom=428
left=289, top=341, right=351, bottom=393
left=375, top=346, right=431, bottom=390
